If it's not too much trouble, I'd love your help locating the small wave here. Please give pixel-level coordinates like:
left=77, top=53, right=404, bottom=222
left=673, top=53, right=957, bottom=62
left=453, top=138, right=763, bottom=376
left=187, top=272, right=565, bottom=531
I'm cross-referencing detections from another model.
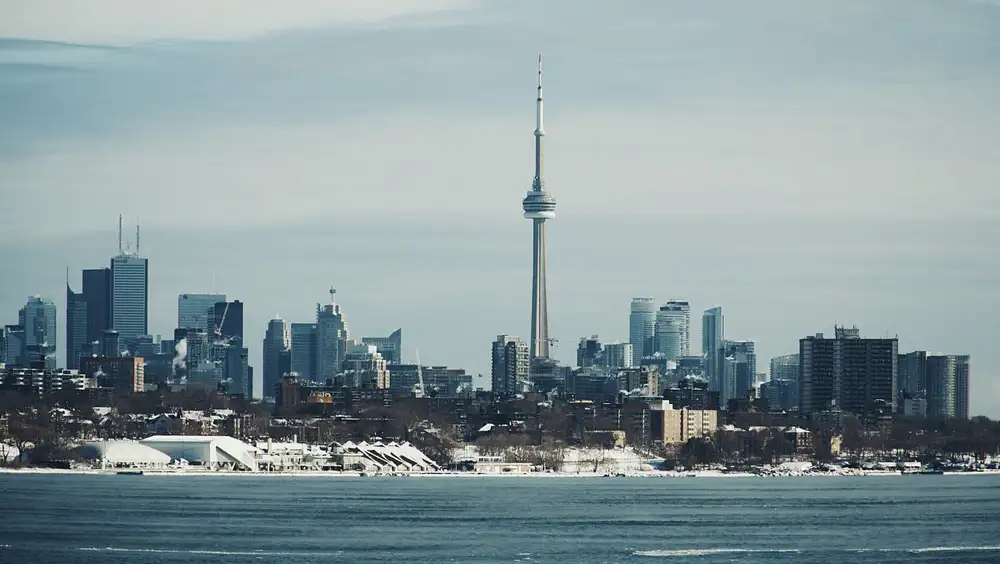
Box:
left=634, top=548, right=800, bottom=557
left=78, top=547, right=344, bottom=556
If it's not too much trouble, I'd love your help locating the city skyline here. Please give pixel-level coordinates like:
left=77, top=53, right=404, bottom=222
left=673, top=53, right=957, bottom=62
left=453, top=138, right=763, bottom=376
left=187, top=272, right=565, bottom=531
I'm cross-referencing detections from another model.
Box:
left=1, top=0, right=998, bottom=415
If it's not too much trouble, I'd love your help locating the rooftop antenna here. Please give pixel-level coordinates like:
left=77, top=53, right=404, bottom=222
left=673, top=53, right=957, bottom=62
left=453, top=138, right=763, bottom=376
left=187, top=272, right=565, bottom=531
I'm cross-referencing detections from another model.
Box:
left=118, top=214, right=123, bottom=255
left=65, top=266, right=69, bottom=288
left=136, top=219, right=140, bottom=255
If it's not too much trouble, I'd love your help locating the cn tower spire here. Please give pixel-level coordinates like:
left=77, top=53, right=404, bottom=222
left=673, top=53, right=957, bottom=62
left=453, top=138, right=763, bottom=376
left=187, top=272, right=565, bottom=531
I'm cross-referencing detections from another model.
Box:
left=523, top=54, right=556, bottom=362
left=533, top=54, right=544, bottom=191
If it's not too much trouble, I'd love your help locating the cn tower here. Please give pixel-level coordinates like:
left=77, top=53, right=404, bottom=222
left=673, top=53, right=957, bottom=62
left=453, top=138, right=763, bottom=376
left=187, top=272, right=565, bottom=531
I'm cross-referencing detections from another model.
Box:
left=522, top=55, right=556, bottom=360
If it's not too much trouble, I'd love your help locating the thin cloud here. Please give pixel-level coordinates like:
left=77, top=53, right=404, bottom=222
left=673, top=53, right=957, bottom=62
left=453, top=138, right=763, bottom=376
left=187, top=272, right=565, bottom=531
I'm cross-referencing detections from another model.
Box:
left=0, top=0, right=476, bottom=44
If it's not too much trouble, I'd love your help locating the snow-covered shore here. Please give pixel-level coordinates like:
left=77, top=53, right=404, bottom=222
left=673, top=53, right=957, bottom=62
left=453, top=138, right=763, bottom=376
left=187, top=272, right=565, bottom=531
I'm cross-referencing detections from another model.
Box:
left=2, top=467, right=998, bottom=478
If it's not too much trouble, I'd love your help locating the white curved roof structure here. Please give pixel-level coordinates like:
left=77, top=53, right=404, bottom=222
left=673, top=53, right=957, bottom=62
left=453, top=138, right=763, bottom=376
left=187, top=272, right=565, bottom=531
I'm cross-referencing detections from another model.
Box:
left=74, top=441, right=171, bottom=465
left=140, top=435, right=259, bottom=471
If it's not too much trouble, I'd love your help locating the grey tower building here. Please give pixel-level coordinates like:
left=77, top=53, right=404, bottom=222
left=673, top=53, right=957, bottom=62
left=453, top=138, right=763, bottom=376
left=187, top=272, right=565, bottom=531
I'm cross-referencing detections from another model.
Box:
left=20, top=296, right=57, bottom=369
left=522, top=55, right=556, bottom=361
left=702, top=306, right=724, bottom=391
left=262, top=317, right=290, bottom=399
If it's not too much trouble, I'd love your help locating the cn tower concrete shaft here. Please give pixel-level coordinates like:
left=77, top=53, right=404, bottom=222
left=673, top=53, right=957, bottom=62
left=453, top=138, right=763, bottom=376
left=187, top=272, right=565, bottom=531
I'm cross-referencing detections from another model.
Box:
left=522, top=55, right=555, bottom=360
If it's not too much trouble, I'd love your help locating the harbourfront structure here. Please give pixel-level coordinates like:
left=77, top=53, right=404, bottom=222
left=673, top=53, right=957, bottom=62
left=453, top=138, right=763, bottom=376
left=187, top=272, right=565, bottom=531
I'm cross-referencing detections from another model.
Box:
left=523, top=55, right=556, bottom=364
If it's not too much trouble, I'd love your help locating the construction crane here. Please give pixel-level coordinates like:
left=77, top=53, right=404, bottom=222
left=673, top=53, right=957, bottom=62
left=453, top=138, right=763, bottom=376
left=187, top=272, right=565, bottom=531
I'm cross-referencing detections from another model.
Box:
left=546, top=337, right=559, bottom=347
left=413, top=348, right=426, bottom=399
left=214, top=301, right=231, bottom=342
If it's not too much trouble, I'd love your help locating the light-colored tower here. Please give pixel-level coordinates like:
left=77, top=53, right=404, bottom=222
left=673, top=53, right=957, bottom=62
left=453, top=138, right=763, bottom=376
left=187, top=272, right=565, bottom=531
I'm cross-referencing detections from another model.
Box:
left=629, top=298, right=656, bottom=366
left=523, top=55, right=556, bottom=360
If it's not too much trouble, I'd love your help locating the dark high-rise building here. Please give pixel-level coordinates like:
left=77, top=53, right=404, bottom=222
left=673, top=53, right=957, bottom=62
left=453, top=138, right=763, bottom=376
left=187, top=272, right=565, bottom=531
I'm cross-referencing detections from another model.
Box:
left=722, top=340, right=756, bottom=406
left=66, top=279, right=88, bottom=370
left=263, top=318, right=290, bottom=401
left=213, top=300, right=244, bottom=344
left=576, top=335, right=602, bottom=368
left=290, top=323, right=317, bottom=380
left=800, top=326, right=897, bottom=420
left=100, top=330, right=120, bottom=358
left=955, top=356, right=970, bottom=420
left=82, top=268, right=111, bottom=343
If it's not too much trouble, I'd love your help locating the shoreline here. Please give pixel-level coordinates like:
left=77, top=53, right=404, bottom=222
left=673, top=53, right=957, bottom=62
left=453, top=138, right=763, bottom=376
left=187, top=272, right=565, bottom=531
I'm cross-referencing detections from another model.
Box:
left=2, top=468, right=998, bottom=478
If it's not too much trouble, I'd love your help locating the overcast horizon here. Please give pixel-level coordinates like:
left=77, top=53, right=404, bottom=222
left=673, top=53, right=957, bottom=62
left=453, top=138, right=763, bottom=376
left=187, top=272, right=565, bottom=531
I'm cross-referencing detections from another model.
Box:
left=2, top=0, right=998, bottom=415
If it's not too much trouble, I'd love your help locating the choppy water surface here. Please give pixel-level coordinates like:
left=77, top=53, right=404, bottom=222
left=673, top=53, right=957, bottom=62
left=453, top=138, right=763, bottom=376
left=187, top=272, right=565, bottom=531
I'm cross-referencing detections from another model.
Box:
left=1, top=474, right=999, bottom=563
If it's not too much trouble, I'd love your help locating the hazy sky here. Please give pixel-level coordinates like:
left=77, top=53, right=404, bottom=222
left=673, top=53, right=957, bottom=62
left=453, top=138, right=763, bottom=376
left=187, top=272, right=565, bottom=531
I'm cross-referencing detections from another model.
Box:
left=1, top=0, right=998, bottom=414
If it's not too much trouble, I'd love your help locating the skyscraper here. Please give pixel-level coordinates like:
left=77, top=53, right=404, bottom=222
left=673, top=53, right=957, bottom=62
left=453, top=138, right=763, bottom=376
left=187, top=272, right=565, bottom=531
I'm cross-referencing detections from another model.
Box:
left=262, top=317, right=290, bottom=399
left=955, top=355, right=970, bottom=420
left=492, top=334, right=529, bottom=397
left=82, top=267, right=111, bottom=344
left=66, top=275, right=88, bottom=370
left=654, top=301, right=690, bottom=361
left=178, top=294, right=226, bottom=332
left=925, top=355, right=957, bottom=419
left=111, top=249, right=149, bottom=344
left=629, top=298, right=656, bottom=366
left=19, top=296, right=57, bottom=369
left=722, top=340, right=756, bottom=405
left=522, top=55, right=556, bottom=361
left=316, top=288, right=348, bottom=381
left=702, top=306, right=724, bottom=391
left=290, top=322, right=318, bottom=380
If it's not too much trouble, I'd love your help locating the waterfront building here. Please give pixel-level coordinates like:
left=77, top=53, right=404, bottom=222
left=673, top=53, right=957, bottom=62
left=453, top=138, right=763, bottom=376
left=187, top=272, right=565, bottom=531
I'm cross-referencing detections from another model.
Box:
left=491, top=334, right=528, bottom=396
left=799, top=326, right=897, bottom=420
left=629, top=298, right=656, bottom=366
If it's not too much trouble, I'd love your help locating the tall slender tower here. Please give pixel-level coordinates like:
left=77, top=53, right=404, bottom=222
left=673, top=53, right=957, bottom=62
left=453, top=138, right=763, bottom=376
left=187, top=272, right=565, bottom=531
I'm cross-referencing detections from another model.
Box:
left=523, top=55, right=556, bottom=360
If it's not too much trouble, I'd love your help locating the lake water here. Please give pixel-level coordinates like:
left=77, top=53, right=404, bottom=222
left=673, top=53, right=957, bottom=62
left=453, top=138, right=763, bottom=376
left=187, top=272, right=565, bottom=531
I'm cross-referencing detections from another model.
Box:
left=1, top=474, right=999, bottom=563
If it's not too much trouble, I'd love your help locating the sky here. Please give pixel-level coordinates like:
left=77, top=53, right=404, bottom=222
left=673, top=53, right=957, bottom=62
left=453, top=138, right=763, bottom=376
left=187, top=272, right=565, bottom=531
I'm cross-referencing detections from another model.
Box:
left=1, top=0, right=998, bottom=415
